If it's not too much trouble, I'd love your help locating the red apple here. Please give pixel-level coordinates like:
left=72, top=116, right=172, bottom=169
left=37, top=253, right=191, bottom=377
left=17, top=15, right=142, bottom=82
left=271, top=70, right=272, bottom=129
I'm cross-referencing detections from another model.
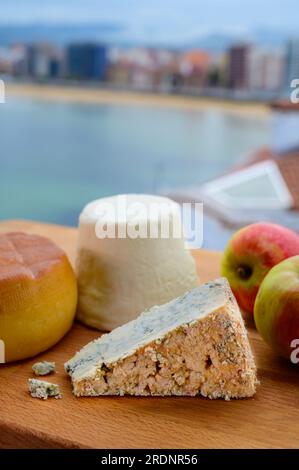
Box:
left=254, top=255, right=299, bottom=361
left=221, top=222, right=299, bottom=315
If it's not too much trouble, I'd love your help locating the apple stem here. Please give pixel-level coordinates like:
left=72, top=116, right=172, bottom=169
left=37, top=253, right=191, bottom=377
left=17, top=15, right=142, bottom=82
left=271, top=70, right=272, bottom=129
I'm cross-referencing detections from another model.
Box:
left=237, top=265, right=253, bottom=280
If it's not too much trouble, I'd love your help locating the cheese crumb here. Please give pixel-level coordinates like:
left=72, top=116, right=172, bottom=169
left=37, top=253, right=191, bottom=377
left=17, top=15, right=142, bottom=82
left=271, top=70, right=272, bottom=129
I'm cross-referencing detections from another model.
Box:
left=32, top=361, right=55, bottom=376
left=28, top=379, right=62, bottom=400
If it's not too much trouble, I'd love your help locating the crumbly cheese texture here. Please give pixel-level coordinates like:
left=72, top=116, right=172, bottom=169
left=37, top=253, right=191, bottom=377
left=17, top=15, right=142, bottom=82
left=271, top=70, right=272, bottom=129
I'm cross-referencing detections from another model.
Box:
left=32, top=361, right=56, bottom=376
left=28, top=379, right=62, bottom=400
left=65, top=278, right=258, bottom=399
left=76, top=194, right=198, bottom=331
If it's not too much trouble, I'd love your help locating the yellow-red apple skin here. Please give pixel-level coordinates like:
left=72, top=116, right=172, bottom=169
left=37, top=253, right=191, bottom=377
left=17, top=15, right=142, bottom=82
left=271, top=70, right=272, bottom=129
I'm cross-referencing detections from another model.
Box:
left=254, top=255, right=299, bottom=361
left=221, top=223, right=299, bottom=316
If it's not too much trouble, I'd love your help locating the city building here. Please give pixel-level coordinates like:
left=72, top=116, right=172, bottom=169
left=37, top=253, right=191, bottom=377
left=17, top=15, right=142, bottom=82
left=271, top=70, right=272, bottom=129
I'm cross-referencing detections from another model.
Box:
left=127, top=48, right=156, bottom=90
left=66, top=43, right=108, bottom=80
left=264, top=50, right=285, bottom=91
left=10, top=44, right=28, bottom=76
left=107, top=47, right=178, bottom=92
left=206, top=53, right=227, bottom=88
left=285, top=38, right=299, bottom=89
left=0, top=47, right=13, bottom=74
left=227, top=44, right=249, bottom=89
left=247, top=47, right=284, bottom=91
left=25, top=43, right=63, bottom=79
left=178, top=50, right=210, bottom=90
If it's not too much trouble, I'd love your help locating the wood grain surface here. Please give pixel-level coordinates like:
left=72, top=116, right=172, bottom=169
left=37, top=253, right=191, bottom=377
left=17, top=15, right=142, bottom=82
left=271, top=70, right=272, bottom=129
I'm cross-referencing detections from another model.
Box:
left=0, top=220, right=299, bottom=449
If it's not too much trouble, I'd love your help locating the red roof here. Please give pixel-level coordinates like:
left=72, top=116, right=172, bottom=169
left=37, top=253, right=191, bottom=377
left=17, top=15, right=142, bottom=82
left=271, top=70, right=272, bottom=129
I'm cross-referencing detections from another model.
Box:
left=181, top=50, right=210, bottom=69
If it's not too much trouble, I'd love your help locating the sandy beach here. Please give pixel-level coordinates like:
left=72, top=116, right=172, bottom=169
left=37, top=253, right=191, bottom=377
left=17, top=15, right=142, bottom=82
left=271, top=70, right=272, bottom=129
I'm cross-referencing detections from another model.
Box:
left=6, top=82, right=269, bottom=115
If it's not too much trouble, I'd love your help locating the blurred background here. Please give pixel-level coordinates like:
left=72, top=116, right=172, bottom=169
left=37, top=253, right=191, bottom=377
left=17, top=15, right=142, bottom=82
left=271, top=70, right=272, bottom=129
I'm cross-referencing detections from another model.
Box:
left=1, top=0, right=299, bottom=248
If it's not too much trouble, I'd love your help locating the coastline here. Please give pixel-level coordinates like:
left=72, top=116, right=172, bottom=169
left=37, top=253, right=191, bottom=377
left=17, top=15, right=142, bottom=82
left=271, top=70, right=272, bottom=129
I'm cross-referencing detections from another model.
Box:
left=6, top=82, right=270, bottom=115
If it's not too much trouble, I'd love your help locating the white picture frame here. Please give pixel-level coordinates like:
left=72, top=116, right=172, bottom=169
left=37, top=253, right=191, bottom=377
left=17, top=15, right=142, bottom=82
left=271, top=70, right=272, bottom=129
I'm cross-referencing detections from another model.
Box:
left=200, top=160, right=293, bottom=210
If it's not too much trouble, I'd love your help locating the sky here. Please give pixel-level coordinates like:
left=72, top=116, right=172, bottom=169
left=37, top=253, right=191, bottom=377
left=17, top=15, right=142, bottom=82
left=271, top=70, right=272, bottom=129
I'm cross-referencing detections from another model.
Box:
left=0, top=0, right=297, bottom=43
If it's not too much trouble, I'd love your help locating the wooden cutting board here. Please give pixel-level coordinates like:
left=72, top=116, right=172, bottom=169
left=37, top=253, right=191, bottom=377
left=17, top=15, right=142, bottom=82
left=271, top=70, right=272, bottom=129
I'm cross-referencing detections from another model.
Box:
left=0, top=220, right=299, bottom=449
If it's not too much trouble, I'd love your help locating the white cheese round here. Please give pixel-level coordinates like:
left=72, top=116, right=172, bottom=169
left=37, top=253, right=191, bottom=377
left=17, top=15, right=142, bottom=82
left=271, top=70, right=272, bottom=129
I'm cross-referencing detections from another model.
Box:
left=76, top=194, right=199, bottom=331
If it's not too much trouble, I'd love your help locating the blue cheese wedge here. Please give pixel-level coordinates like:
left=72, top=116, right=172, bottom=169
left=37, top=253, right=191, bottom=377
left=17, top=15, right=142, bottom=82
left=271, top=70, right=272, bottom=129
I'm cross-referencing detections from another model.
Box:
left=28, top=379, right=62, bottom=400
left=32, top=361, right=56, bottom=376
left=65, top=278, right=258, bottom=399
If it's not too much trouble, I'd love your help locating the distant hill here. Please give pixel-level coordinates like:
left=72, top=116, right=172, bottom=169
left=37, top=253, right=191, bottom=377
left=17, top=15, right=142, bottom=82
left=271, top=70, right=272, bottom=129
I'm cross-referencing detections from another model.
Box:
left=184, top=29, right=293, bottom=52
left=0, top=23, right=294, bottom=51
left=183, top=33, right=240, bottom=52
left=0, top=23, right=126, bottom=46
